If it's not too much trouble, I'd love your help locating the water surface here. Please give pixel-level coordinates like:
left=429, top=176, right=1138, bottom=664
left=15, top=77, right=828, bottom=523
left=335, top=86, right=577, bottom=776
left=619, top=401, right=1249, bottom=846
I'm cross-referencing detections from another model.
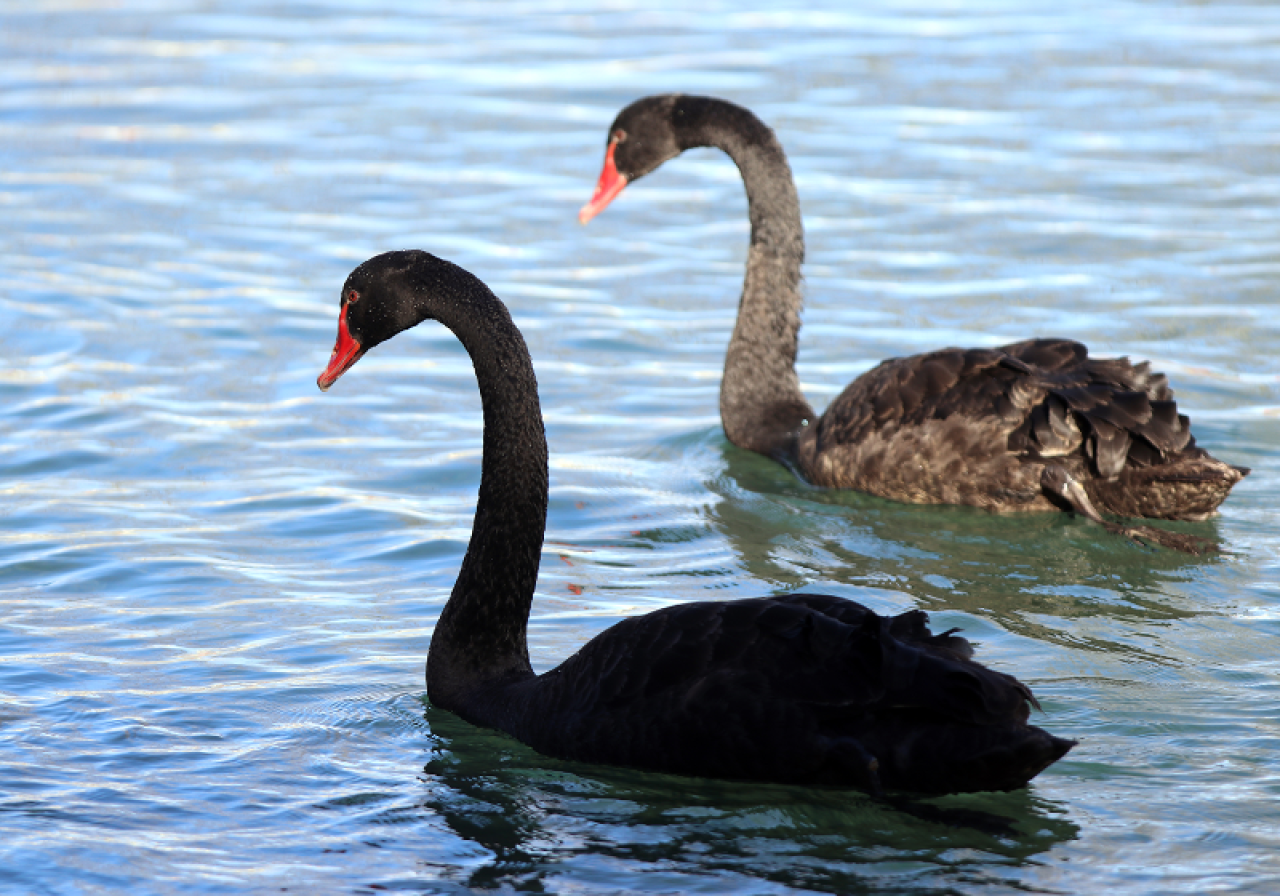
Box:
left=2, top=2, right=1280, bottom=893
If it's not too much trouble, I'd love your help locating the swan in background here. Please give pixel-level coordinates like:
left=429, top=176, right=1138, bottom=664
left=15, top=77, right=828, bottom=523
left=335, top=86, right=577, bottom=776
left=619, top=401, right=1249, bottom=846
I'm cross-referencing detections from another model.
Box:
left=580, top=94, right=1247, bottom=551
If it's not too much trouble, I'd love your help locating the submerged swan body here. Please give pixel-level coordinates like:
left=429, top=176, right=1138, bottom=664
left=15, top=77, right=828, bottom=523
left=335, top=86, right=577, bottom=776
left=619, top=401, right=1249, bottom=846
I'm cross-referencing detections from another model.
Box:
left=317, top=250, right=1074, bottom=794
left=580, top=95, right=1247, bottom=533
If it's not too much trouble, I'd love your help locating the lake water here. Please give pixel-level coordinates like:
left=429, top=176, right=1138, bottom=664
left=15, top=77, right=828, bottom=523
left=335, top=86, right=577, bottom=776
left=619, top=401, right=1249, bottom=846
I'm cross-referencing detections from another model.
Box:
left=3, top=2, right=1280, bottom=893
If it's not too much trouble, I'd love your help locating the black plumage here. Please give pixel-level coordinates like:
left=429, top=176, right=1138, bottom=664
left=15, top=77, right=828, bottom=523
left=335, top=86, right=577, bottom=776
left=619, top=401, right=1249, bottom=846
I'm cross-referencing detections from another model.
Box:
left=316, top=250, right=1074, bottom=795
left=580, top=95, right=1247, bottom=541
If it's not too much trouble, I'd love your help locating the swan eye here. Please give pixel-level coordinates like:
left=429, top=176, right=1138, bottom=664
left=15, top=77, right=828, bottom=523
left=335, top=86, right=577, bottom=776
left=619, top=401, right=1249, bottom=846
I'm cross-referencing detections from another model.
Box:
left=613, top=129, right=627, bottom=144
left=346, top=289, right=360, bottom=305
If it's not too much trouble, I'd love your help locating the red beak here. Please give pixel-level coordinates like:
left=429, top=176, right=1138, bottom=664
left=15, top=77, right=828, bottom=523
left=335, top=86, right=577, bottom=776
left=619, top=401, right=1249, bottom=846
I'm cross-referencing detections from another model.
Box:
left=578, top=140, right=628, bottom=224
left=317, top=304, right=365, bottom=391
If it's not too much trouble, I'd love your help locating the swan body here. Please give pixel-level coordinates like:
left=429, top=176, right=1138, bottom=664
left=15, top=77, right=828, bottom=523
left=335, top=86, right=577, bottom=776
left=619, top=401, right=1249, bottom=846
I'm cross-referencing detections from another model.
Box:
left=317, top=250, right=1073, bottom=794
left=580, top=94, right=1247, bottom=527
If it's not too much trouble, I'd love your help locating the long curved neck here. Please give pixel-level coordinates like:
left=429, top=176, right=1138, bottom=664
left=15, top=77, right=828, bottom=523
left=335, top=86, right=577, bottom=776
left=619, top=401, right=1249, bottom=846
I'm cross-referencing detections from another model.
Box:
left=424, top=284, right=548, bottom=719
left=674, top=99, right=813, bottom=460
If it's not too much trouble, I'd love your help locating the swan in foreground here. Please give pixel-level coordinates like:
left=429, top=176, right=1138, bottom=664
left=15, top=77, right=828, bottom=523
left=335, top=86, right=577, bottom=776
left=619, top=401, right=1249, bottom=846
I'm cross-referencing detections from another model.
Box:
left=580, top=95, right=1247, bottom=551
left=316, top=249, right=1074, bottom=794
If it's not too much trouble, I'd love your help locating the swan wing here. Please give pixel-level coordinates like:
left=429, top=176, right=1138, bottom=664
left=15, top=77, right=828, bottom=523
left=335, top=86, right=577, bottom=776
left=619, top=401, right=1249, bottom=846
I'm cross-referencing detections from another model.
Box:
left=513, top=596, right=1061, bottom=791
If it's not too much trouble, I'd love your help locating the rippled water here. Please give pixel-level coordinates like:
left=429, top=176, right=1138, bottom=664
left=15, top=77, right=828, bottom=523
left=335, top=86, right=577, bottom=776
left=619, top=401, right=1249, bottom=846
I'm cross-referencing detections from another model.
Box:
left=3, top=2, right=1280, bottom=893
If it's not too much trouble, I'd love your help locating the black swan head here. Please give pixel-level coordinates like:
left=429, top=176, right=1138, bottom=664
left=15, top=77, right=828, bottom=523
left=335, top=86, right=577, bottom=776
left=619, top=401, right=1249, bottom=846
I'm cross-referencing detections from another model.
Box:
left=580, top=94, right=770, bottom=223
left=319, top=251, right=486, bottom=391
left=579, top=95, right=679, bottom=223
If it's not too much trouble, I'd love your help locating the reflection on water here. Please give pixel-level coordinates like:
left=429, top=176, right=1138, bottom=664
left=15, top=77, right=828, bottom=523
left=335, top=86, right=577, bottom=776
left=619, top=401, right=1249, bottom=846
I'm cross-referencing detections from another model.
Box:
left=710, top=445, right=1219, bottom=650
left=419, top=704, right=1079, bottom=894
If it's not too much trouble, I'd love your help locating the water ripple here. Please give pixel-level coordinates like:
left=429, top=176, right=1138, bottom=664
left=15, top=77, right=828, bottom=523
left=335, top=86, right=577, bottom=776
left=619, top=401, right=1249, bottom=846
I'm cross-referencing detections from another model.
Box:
left=2, top=1, right=1280, bottom=894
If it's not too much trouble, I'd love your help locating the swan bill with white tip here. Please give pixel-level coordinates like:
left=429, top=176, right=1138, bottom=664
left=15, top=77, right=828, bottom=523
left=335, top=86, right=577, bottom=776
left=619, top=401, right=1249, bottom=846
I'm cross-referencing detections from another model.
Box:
left=578, top=138, right=628, bottom=224
left=317, top=291, right=367, bottom=390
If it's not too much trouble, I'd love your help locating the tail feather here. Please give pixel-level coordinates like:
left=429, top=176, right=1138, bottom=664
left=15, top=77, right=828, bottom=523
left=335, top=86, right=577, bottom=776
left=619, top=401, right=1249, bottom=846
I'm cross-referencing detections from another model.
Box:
left=1088, top=455, right=1248, bottom=521
left=863, top=718, right=1076, bottom=794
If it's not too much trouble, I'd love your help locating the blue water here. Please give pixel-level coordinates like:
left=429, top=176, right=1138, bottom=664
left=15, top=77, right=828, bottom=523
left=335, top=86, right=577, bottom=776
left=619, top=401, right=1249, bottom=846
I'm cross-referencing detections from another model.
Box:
left=3, top=2, right=1280, bottom=893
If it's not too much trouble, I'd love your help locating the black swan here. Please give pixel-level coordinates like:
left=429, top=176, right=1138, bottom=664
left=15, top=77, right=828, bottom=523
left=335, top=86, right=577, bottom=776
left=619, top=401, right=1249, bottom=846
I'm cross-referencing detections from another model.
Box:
left=316, top=249, right=1074, bottom=795
left=579, top=94, right=1248, bottom=550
